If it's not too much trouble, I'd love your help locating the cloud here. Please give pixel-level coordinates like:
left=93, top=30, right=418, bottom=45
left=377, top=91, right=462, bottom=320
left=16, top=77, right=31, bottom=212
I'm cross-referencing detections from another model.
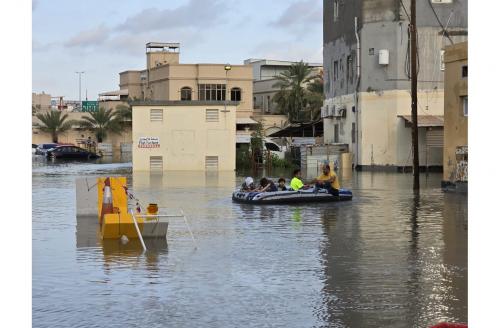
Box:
left=64, top=24, right=110, bottom=48
left=116, top=0, right=227, bottom=33
left=33, top=39, right=58, bottom=52
left=271, top=0, right=322, bottom=29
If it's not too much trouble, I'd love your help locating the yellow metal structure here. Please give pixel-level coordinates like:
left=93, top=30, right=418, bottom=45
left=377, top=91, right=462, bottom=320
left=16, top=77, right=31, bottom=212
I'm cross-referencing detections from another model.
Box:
left=97, top=177, right=144, bottom=239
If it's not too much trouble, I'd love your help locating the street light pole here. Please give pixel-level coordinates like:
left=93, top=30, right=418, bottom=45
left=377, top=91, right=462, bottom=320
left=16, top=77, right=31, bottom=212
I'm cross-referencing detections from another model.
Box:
left=75, top=71, right=85, bottom=108
left=410, top=0, right=419, bottom=190
left=224, top=64, right=232, bottom=111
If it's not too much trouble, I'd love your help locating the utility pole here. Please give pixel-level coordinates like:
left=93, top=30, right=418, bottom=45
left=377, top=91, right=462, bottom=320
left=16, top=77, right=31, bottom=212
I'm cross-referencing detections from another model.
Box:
left=410, top=0, right=419, bottom=190
left=75, top=71, right=85, bottom=108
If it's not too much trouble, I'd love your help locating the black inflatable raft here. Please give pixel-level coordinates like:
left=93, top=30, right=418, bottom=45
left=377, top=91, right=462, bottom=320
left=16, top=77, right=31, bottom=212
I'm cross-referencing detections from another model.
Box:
left=232, top=188, right=353, bottom=204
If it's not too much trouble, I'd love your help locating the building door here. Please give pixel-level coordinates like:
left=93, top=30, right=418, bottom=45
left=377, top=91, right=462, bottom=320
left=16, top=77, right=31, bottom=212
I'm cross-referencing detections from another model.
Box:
left=426, top=128, right=444, bottom=168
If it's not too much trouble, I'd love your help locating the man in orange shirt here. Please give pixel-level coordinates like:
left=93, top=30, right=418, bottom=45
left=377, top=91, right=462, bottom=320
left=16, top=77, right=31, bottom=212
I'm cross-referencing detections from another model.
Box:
left=313, top=164, right=340, bottom=196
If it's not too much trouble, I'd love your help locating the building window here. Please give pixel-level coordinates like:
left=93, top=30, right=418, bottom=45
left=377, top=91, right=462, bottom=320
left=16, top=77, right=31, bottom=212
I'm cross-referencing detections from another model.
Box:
left=333, top=61, right=338, bottom=81
left=150, top=156, right=163, bottom=172
left=180, top=87, right=192, bottom=101
left=334, top=124, right=339, bottom=143
left=198, top=84, right=226, bottom=101
left=266, top=96, right=271, bottom=113
left=230, top=87, right=241, bottom=101
left=205, top=156, right=219, bottom=170
left=351, top=122, right=356, bottom=143
left=462, top=96, right=468, bottom=116
left=206, top=109, right=219, bottom=122
left=333, top=0, right=339, bottom=22
left=150, top=109, right=163, bottom=122
left=462, top=65, right=468, bottom=78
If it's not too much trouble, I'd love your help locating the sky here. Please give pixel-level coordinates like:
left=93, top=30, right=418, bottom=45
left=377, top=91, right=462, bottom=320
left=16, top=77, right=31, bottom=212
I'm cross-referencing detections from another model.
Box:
left=32, top=0, right=323, bottom=100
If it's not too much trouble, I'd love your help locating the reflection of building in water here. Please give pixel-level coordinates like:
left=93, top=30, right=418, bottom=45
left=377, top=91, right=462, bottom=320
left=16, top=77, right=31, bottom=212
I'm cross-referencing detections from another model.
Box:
left=317, top=173, right=467, bottom=326
left=76, top=214, right=168, bottom=270
left=441, top=193, right=468, bottom=321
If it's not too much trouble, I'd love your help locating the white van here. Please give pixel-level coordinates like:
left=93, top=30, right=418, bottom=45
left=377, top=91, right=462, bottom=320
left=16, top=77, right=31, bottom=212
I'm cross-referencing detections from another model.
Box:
left=236, top=135, right=286, bottom=159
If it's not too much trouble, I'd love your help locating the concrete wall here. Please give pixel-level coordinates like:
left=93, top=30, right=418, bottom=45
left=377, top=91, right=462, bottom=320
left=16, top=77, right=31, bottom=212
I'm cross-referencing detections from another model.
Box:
left=132, top=104, right=236, bottom=171
left=32, top=92, right=52, bottom=111
left=443, top=41, right=467, bottom=181
left=32, top=111, right=132, bottom=152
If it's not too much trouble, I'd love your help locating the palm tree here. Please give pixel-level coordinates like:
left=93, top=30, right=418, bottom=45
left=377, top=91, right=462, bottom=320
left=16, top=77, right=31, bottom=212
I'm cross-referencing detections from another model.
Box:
left=115, top=104, right=132, bottom=122
left=34, top=110, right=74, bottom=143
left=305, top=71, right=324, bottom=121
left=272, top=61, right=314, bottom=122
left=78, top=107, right=122, bottom=143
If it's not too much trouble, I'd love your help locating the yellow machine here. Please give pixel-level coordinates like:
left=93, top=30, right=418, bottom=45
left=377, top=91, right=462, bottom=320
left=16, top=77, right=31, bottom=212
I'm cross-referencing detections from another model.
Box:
left=97, top=177, right=144, bottom=239
left=96, top=176, right=169, bottom=241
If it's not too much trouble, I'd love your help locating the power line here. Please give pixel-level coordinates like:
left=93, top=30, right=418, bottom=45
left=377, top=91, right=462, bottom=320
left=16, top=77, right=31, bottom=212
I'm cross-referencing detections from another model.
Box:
left=399, top=0, right=410, bottom=21
left=427, top=0, right=454, bottom=44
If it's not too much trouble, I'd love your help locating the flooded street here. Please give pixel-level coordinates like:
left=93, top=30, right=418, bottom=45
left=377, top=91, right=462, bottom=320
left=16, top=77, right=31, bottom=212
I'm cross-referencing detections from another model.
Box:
left=32, top=157, right=467, bottom=328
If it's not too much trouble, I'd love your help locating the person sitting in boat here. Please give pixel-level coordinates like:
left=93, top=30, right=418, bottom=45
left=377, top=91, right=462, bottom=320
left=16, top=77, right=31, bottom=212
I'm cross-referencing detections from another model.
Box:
left=241, top=177, right=257, bottom=192
left=277, top=177, right=288, bottom=191
left=313, top=164, right=340, bottom=196
left=290, top=169, right=311, bottom=191
left=258, top=177, right=278, bottom=192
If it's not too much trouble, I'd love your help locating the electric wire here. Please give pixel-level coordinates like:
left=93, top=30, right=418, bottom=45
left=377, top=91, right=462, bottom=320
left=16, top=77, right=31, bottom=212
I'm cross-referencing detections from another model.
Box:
left=399, top=0, right=410, bottom=21
left=427, top=0, right=454, bottom=44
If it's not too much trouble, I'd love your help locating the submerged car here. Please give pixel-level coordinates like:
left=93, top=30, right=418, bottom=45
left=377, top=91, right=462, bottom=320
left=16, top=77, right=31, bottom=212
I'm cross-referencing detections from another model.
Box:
left=34, top=143, right=58, bottom=155
left=46, top=145, right=100, bottom=159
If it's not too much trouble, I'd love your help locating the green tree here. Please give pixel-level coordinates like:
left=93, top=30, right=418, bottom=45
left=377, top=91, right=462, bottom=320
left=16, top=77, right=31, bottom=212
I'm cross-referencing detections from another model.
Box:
left=34, top=110, right=74, bottom=143
left=305, top=71, right=324, bottom=121
left=115, top=104, right=132, bottom=122
left=79, top=107, right=122, bottom=143
left=272, top=61, right=314, bottom=122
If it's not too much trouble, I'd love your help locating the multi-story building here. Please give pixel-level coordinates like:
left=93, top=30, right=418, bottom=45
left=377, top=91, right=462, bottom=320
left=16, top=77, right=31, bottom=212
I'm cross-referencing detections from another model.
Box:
left=442, top=41, right=467, bottom=187
left=101, top=42, right=253, bottom=171
left=116, top=43, right=253, bottom=120
left=322, top=0, right=467, bottom=169
left=245, top=58, right=323, bottom=114
left=244, top=58, right=322, bottom=136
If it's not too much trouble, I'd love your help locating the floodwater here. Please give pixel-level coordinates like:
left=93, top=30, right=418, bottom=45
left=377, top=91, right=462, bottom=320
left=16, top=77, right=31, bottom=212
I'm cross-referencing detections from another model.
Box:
left=32, top=156, right=467, bottom=328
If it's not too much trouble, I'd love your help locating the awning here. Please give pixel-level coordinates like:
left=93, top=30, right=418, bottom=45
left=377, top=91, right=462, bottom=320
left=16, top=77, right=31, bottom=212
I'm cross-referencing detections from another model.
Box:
left=268, top=120, right=323, bottom=137
left=398, top=115, right=444, bottom=127
left=236, top=117, right=259, bottom=125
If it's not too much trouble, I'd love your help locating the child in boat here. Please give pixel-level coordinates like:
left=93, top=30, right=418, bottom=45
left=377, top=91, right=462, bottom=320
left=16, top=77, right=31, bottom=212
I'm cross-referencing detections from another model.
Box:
left=241, top=177, right=257, bottom=192
left=290, top=169, right=311, bottom=191
left=258, top=177, right=278, bottom=192
left=277, top=177, right=288, bottom=191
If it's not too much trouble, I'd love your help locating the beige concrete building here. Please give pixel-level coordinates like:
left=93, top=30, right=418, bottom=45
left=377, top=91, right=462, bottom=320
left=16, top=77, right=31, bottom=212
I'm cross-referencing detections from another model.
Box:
left=117, top=43, right=253, bottom=120
left=443, top=41, right=467, bottom=184
left=132, top=101, right=237, bottom=171
left=98, top=42, right=254, bottom=171
left=32, top=92, right=51, bottom=112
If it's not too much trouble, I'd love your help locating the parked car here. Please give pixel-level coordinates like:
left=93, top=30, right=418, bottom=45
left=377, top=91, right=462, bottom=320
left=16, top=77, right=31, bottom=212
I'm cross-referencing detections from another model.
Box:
left=35, top=143, right=58, bottom=155
left=32, top=144, right=37, bottom=154
left=46, top=145, right=100, bottom=159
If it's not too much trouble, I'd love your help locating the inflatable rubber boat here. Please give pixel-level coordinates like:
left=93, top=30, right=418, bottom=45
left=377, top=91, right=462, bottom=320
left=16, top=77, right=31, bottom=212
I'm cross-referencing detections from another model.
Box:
left=232, top=188, right=353, bottom=204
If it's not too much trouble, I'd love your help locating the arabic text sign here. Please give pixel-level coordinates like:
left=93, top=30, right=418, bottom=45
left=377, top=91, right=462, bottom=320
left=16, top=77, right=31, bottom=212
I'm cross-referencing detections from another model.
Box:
left=138, top=137, right=160, bottom=148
